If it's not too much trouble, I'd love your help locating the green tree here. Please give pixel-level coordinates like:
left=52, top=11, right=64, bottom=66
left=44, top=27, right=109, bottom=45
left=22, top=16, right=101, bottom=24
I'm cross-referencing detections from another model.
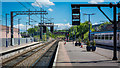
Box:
left=98, top=22, right=112, bottom=30
left=27, top=28, right=36, bottom=34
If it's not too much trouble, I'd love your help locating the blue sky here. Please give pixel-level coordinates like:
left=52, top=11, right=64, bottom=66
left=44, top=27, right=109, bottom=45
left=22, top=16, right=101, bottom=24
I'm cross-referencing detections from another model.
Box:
left=1, top=0, right=120, bottom=31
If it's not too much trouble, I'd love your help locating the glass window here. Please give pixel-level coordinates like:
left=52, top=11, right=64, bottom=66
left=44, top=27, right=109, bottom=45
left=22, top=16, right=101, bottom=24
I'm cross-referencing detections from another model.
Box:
left=95, top=35, right=97, bottom=39
left=110, top=34, right=113, bottom=40
left=98, top=35, right=100, bottom=39
left=105, top=35, right=109, bottom=40
left=102, top=35, right=104, bottom=39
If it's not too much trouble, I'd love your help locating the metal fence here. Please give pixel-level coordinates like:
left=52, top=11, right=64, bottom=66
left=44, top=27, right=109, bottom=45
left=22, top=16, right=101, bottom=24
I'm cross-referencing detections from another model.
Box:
left=0, top=38, right=38, bottom=47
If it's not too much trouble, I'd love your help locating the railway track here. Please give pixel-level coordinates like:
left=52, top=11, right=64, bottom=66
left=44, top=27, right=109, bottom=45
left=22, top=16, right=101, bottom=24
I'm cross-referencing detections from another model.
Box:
left=31, top=40, right=59, bottom=68
left=2, top=40, right=55, bottom=68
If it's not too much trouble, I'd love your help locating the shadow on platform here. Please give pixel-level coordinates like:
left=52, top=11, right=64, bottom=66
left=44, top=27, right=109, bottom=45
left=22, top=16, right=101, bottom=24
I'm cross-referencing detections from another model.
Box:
left=96, top=45, right=119, bottom=51
left=56, top=60, right=120, bottom=64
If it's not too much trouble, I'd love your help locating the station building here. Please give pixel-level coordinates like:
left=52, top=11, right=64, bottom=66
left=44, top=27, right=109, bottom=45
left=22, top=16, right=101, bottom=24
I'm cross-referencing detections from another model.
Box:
left=0, top=25, right=22, bottom=38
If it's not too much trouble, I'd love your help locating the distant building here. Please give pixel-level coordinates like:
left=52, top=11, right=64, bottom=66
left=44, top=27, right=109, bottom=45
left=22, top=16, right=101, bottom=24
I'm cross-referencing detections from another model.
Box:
left=0, top=25, right=22, bottom=38
left=92, top=24, right=102, bottom=31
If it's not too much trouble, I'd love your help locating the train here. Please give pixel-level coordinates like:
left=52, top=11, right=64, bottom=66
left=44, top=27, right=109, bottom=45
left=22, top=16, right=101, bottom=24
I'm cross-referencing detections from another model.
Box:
left=90, top=30, right=120, bottom=47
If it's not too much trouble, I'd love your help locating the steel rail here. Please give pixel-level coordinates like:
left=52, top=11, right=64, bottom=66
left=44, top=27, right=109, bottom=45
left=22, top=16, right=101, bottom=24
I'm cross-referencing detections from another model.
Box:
left=2, top=40, right=55, bottom=67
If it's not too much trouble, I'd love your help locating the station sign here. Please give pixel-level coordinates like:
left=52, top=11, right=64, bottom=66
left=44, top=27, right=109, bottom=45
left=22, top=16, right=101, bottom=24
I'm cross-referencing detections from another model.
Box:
left=72, top=5, right=80, bottom=25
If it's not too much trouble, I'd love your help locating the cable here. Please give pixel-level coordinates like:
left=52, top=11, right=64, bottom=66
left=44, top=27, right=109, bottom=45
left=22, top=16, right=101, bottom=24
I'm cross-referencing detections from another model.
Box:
left=16, top=0, right=40, bottom=25
left=35, top=0, right=42, bottom=9
left=25, top=1, right=41, bottom=20
left=26, top=2, right=37, bottom=11
left=16, top=0, right=29, bottom=10
left=30, top=18, right=38, bottom=22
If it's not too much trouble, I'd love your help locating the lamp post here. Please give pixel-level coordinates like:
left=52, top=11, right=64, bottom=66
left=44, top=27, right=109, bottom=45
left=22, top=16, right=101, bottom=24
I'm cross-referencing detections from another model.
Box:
left=6, top=13, right=9, bottom=47
left=18, top=19, right=21, bottom=45
left=26, top=22, right=28, bottom=43
left=31, top=25, right=34, bottom=42
left=84, top=13, right=95, bottom=41
left=75, top=28, right=76, bottom=41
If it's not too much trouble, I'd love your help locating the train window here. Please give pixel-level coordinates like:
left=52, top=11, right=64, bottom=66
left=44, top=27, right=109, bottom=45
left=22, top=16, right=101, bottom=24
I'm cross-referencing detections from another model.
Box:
left=98, top=35, right=100, bottom=39
left=100, top=35, right=102, bottom=39
left=110, top=34, right=113, bottom=40
left=118, top=34, right=119, bottom=40
left=102, top=35, right=104, bottom=39
left=95, top=35, right=97, bottom=39
left=105, top=35, right=109, bottom=40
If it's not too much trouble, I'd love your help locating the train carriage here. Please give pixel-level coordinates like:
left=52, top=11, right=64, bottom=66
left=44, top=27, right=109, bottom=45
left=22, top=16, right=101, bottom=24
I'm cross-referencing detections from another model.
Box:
left=90, top=30, right=120, bottom=47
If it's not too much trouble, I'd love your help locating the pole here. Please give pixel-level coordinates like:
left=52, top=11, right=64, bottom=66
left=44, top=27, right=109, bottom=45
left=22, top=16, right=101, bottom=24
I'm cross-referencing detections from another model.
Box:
left=40, top=8, right=42, bottom=41
left=112, top=6, right=117, bottom=60
left=18, top=19, right=20, bottom=45
left=75, top=29, right=76, bottom=40
left=26, top=22, right=27, bottom=43
left=6, top=14, right=8, bottom=47
left=11, top=12, right=13, bottom=46
left=84, top=13, right=95, bottom=41
left=33, top=25, right=34, bottom=42
left=89, top=14, right=90, bottom=41
left=29, top=9, right=30, bottom=25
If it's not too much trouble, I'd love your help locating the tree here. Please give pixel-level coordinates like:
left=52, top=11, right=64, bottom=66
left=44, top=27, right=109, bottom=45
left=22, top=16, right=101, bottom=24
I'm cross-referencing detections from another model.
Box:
left=27, top=28, right=36, bottom=35
left=98, top=22, right=112, bottom=30
left=83, top=28, right=95, bottom=40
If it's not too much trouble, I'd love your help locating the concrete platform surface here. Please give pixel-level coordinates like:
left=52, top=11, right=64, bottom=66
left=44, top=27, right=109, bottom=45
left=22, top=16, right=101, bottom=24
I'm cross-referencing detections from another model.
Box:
left=53, top=41, right=120, bottom=67
left=0, top=42, right=40, bottom=54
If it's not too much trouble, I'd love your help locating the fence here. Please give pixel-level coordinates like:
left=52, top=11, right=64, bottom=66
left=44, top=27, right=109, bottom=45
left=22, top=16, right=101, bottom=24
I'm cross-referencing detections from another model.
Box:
left=0, top=38, right=38, bottom=47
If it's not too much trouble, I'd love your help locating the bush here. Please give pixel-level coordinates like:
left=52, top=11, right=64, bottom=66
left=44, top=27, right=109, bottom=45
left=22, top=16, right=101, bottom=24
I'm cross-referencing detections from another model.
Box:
left=86, top=39, right=90, bottom=46
left=91, top=40, right=96, bottom=46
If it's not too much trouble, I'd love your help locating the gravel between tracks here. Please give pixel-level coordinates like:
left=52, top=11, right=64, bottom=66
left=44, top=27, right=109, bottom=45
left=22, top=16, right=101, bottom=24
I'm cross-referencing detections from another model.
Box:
left=2, top=43, right=44, bottom=64
left=15, top=40, right=56, bottom=67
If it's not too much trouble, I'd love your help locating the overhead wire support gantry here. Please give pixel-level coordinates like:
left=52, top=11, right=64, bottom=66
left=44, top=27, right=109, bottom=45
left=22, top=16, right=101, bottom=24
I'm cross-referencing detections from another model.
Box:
left=10, top=10, right=48, bottom=46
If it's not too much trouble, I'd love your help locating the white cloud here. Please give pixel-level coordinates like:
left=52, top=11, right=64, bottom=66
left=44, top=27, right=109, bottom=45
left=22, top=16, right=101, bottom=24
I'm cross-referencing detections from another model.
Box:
left=32, top=0, right=55, bottom=7
left=54, top=23, right=72, bottom=30
left=14, top=24, right=32, bottom=31
left=89, top=0, right=104, bottom=4
left=93, top=22, right=99, bottom=25
left=48, top=8, right=53, bottom=12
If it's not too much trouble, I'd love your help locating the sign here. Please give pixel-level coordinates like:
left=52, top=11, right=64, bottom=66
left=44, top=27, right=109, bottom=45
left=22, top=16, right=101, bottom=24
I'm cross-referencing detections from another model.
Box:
left=73, top=15, right=79, bottom=19
left=72, top=5, right=80, bottom=25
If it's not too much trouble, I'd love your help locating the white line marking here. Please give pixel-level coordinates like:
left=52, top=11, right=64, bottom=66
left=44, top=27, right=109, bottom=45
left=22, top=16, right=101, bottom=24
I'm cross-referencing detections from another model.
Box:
left=52, top=42, right=60, bottom=68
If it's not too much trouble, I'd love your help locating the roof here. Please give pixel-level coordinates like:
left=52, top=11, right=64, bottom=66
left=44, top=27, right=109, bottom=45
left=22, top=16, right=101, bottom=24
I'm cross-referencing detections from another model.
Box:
left=91, top=30, right=120, bottom=34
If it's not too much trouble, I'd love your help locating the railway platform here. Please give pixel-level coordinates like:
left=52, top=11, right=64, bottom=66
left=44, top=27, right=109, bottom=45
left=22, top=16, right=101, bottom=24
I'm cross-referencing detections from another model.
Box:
left=0, top=41, right=46, bottom=60
left=53, top=41, right=120, bottom=68
left=0, top=42, right=40, bottom=54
